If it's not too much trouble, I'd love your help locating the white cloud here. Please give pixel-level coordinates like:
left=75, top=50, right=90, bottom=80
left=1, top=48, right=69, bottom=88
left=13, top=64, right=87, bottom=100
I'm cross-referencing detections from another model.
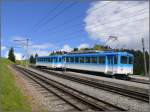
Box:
left=2, top=46, right=6, bottom=51
left=14, top=52, right=23, bottom=60
left=61, top=44, right=72, bottom=52
left=84, top=1, right=149, bottom=50
left=78, top=43, right=89, bottom=49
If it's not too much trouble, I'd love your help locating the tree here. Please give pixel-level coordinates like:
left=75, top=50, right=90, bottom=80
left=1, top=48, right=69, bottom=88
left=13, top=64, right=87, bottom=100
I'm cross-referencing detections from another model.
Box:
left=29, top=55, right=34, bottom=64
left=35, top=53, right=38, bottom=58
left=34, top=53, right=38, bottom=64
left=8, top=47, right=15, bottom=62
left=73, top=48, right=78, bottom=51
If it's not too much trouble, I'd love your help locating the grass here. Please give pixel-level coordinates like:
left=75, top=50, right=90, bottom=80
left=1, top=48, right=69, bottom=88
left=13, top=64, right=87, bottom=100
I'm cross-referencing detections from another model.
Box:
left=0, top=58, right=31, bottom=112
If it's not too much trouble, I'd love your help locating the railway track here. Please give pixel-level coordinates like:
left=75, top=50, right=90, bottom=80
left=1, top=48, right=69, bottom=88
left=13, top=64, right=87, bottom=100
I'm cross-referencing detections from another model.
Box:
left=31, top=66, right=149, bottom=103
left=13, top=65, right=126, bottom=111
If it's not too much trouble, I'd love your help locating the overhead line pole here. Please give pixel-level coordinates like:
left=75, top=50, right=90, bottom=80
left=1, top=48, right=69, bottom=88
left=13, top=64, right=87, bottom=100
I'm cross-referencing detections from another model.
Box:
left=14, top=39, right=29, bottom=68
left=141, top=37, right=147, bottom=77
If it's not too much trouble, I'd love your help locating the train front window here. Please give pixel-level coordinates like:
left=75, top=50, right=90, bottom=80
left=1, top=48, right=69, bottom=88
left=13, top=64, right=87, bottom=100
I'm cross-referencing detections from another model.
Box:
left=121, top=56, right=128, bottom=64
left=129, top=56, right=133, bottom=64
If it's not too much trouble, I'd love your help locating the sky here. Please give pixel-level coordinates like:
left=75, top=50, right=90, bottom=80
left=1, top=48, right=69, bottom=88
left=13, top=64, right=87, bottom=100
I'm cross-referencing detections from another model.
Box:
left=1, top=0, right=149, bottom=60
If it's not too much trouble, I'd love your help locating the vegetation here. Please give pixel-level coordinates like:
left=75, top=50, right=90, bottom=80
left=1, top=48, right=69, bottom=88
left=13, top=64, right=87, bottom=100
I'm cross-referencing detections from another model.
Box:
left=29, top=53, right=38, bottom=64
left=0, top=58, right=31, bottom=111
left=29, top=55, right=34, bottom=64
left=8, top=47, right=15, bottom=62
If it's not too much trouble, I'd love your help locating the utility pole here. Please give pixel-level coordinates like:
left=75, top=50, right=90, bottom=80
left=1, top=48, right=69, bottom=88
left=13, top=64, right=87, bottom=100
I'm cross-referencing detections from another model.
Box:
left=26, top=39, right=29, bottom=68
left=14, top=39, right=29, bottom=68
left=141, top=38, right=148, bottom=77
left=0, top=32, right=1, bottom=60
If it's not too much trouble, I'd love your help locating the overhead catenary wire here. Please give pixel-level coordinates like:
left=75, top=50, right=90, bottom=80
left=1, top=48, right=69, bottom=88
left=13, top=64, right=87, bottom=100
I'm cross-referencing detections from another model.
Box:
left=44, top=1, right=113, bottom=32
left=25, top=1, right=148, bottom=52
left=28, top=1, right=78, bottom=35
left=26, top=0, right=65, bottom=36
left=46, top=9, right=148, bottom=39
left=43, top=1, right=142, bottom=34
left=45, top=6, right=148, bottom=38
left=48, top=16, right=148, bottom=48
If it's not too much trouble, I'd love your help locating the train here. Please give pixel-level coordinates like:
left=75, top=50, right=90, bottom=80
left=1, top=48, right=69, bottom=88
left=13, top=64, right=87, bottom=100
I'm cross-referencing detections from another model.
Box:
left=35, top=51, right=134, bottom=79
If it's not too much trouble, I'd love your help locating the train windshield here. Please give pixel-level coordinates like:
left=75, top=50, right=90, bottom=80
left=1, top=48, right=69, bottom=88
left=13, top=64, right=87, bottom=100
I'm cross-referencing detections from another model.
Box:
left=129, top=56, right=133, bottom=64
left=121, top=56, right=128, bottom=64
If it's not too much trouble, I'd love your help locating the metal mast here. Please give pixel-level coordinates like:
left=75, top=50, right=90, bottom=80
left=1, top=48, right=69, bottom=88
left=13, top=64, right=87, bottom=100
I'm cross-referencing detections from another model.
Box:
left=141, top=37, right=148, bottom=76
left=14, top=39, right=29, bottom=68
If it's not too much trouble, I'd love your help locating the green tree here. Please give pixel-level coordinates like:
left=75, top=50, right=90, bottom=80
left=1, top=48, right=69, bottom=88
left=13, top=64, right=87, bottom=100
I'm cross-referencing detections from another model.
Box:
left=33, top=53, right=38, bottom=64
left=73, top=48, right=78, bottom=51
left=29, top=55, right=34, bottom=64
left=8, top=47, right=15, bottom=62
left=35, top=53, right=38, bottom=58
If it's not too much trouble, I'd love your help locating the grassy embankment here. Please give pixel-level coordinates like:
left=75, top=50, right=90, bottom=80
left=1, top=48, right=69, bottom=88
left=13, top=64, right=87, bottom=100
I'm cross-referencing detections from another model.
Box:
left=0, top=58, right=31, bottom=112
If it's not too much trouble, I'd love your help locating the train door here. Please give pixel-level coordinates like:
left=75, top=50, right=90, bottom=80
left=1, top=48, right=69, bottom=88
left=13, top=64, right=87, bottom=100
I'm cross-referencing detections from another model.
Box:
left=107, top=56, right=114, bottom=75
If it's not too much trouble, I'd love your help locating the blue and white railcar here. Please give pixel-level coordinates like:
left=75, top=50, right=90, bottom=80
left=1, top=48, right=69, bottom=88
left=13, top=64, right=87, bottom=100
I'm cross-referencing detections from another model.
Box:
left=35, top=51, right=134, bottom=77
left=36, top=55, right=64, bottom=68
left=64, top=51, right=133, bottom=76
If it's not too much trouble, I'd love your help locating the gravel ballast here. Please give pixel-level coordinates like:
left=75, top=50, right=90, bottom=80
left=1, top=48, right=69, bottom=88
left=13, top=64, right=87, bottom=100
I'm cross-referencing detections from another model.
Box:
left=28, top=67, right=149, bottom=112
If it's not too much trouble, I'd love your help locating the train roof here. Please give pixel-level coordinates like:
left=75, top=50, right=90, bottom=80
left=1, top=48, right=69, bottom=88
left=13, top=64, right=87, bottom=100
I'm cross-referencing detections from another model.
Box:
left=37, top=55, right=63, bottom=58
left=65, top=51, right=133, bottom=56
left=36, top=51, right=133, bottom=58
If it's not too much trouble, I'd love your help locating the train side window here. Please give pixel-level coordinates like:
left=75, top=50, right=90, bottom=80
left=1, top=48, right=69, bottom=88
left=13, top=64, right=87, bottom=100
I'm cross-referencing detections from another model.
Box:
left=79, top=57, right=84, bottom=63
left=129, top=56, right=133, bottom=64
left=66, top=57, right=69, bottom=62
left=121, top=56, right=128, bottom=64
left=75, top=57, right=79, bottom=63
left=70, top=57, right=74, bottom=63
left=85, top=57, right=91, bottom=63
left=59, top=58, right=62, bottom=62
left=91, top=57, right=97, bottom=63
left=114, top=56, right=118, bottom=64
left=48, top=58, right=50, bottom=62
left=55, top=58, right=58, bottom=62
left=99, top=56, right=105, bottom=64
